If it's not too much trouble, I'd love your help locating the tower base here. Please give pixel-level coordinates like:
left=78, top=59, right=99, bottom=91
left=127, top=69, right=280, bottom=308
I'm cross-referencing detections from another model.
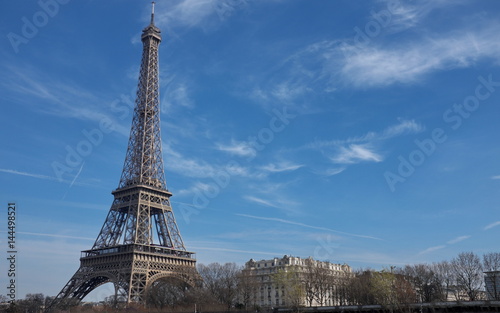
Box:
left=47, top=244, right=198, bottom=310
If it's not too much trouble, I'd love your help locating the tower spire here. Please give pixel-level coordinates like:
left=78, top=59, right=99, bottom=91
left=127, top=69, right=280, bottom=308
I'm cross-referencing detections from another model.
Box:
left=46, top=3, right=199, bottom=310
left=151, top=1, right=155, bottom=25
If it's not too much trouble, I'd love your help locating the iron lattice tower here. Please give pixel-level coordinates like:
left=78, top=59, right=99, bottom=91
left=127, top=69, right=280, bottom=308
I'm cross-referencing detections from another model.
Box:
left=48, top=4, right=198, bottom=309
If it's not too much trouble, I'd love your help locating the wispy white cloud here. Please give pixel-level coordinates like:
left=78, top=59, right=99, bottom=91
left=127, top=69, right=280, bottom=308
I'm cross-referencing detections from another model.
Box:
left=155, top=0, right=248, bottom=31
left=340, top=36, right=482, bottom=87
left=271, top=82, right=312, bottom=103
left=379, top=119, right=425, bottom=140
left=161, top=83, right=194, bottom=112
left=259, top=161, right=303, bottom=173
left=330, top=144, right=383, bottom=164
left=418, top=245, right=446, bottom=255
left=264, top=18, right=500, bottom=93
left=380, top=0, right=464, bottom=32
left=216, top=140, right=257, bottom=158
left=157, top=0, right=217, bottom=29
left=0, top=168, right=59, bottom=181
left=243, top=194, right=303, bottom=216
left=215, top=228, right=318, bottom=241
left=308, top=119, right=424, bottom=149
left=447, top=235, right=470, bottom=245
left=164, top=143, right=218, bottom=178
left=15, top=231, right=94, bottom=241
left=69, top=162, right=85, bottom=189
left=339, top=21, right=500, bottom=87
left=340, top=250, right=409, bottom=266
left=322, top=167, right=346, bottom=176
left=237, top=213, right=382, bottom=241
left=244, top=195, right=281, bottom=209
left=0, top=63, right=132, bottom=144
left=305, top=119, right=423, bottom=167
left=418, top=234, right=471, bottom=256
left=191, top=246, right=283, bottom=256
left=0, top=168, right=95, bottom=188
left=2, top=64, right=106, bottom=121
left=165, top=140, right=258, bottom=183
left=491, top=175, right=500, bottom=180
left=484, top=221, right=500, bottom=230
left=176, top=181, right=218, bottom=198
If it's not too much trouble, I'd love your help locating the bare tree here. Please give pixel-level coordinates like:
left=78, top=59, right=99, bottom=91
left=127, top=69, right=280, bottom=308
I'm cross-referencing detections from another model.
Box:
left=483, top=252, right=500, bottom=272
left=316, top=267, right=336, bottom=306
left=346, top=269, right=374, bottom=305
left=334, top=265, right=352, bottom=306
left=146, top=276, right=190, bottom=309
left=198, top=262, right=242, bottom=309
left=301, top=259, right=350, bottom=307
left=451, top=252, right=484, bottom=301
left=394, top=274, right=417, bottom=305
left=17, top=294, right=45, bottom=313
left=370, top=270, right=399, bottom=306
left=272, top=266, right=304, bottom=309
left=303, top=259, right=316, bottom=306
left=237, top=268, right=259, bottom=309
left=433, top=261, right=454, bottom=301
left=302, top=258, right=335, bottom=306
left=401, top=264, right=442, bottom=303
left=367, top=269, right=415, bottom=313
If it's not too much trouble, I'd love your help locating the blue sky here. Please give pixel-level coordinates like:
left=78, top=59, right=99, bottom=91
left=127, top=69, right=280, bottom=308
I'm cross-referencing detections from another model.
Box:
left=1, top=0, right=500, bottom=301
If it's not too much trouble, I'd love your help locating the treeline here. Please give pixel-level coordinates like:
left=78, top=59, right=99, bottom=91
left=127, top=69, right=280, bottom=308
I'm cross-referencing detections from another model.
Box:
left=147, top=251, right=500, bottom=309
left=0, top=294, right=52, bottom=313
left=2, top=252, right=499, bottom=313
left=346, top=251, right=500, bottom=305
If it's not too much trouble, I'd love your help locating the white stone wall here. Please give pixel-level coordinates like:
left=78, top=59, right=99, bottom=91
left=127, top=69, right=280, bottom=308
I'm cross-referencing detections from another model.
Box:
left=242, top=255, right=351, bottom=308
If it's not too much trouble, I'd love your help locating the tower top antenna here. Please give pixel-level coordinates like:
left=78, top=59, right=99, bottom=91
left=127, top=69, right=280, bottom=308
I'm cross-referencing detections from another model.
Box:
left=46, top=2, right=198, bottom=309
left=151, top=1, right=155, bottom=25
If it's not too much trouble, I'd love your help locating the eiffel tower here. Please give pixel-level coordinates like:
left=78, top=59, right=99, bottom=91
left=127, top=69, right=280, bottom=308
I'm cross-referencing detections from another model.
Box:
left=48, top=3, right=198, bottom=309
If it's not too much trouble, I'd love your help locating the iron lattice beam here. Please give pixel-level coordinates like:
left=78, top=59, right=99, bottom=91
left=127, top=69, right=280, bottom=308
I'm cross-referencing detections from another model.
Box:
left=47, top=4, right=199, bottom=311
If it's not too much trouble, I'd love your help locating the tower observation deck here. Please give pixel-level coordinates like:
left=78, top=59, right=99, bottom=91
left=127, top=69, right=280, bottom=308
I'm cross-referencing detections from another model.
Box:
left=47, top=3, right=199, bottom=309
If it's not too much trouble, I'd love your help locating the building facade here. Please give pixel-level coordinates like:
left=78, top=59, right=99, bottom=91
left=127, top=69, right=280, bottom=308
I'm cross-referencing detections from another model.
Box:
left=240, top=255, right=351, bottom=308
left=485, top=271, right=500, bottom=300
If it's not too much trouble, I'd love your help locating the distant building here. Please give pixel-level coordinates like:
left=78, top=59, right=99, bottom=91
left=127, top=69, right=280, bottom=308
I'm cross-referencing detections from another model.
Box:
left=485, top=271, right=500, bottom=300
left=240, top=255, right=351, bottom=308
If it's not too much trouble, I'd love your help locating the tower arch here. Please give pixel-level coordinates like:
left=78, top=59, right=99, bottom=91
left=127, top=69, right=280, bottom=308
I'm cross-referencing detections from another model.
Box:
left=46, top=3, right=199, bottom=311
